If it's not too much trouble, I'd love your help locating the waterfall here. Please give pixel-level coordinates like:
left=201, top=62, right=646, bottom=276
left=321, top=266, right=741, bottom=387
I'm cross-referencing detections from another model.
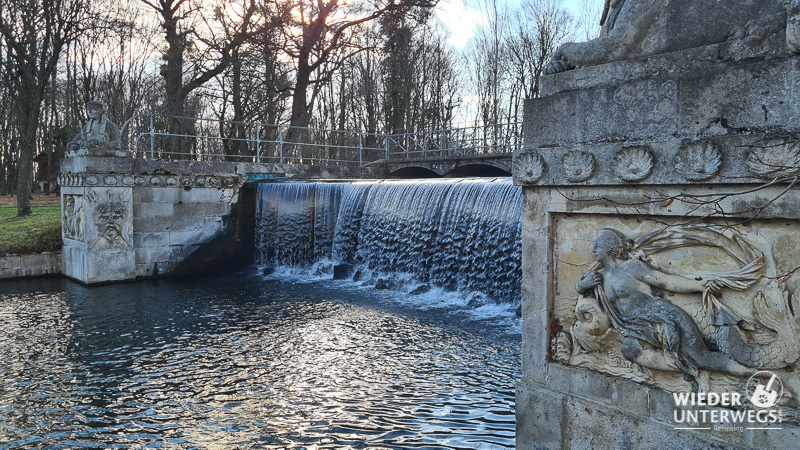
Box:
left=256, top=178, right=522, bottom=303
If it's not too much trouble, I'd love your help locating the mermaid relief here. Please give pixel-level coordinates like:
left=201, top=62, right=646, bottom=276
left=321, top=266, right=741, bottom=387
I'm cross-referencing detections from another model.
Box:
left=576, top=228, right=760, bottom=390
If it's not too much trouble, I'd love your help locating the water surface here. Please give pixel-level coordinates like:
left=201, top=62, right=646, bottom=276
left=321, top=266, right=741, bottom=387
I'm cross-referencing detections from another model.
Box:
left=0, top=270, right=518, bottom=448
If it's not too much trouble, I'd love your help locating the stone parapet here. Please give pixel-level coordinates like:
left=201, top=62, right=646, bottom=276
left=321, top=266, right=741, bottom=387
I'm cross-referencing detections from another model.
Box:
left=59, top=156, right=263, bottom=284
left=0, top=253, right=61, bottom=280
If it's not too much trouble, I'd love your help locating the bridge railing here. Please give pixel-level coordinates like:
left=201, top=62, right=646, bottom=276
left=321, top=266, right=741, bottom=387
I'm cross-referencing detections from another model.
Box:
left=385, top=122, right=523, bottom=159
left=120, top=114, right=522, bottom=166
left=120, top=114, right=387, bottom=166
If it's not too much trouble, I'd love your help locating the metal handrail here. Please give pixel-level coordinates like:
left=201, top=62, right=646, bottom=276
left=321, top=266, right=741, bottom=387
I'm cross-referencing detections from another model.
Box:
left=120, top=113, right=523, bottom=166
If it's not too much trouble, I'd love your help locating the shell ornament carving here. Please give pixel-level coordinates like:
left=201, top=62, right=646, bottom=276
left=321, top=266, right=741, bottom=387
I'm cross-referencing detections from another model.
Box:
left=612, top=146, right=653, bottom=182
left=514, top=151, right=546, bottom=184
left=560, top=151, right=595, bottom=182
left=674, top=141, right=722, bottom=181
left=746, top=138, right=800, bottom=178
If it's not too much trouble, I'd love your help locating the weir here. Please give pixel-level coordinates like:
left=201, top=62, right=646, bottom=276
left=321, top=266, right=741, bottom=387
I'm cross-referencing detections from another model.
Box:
left=255, top=178, right=522, bottom=303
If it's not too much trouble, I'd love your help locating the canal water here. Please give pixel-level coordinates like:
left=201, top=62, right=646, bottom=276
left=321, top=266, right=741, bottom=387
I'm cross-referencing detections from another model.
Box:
left=0, top=269, right=519, bottom=448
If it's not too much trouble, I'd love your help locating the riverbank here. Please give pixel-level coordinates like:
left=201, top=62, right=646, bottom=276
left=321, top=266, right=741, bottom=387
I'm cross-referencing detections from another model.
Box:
left=0, top=194, right=61, bottom=255
left=0, top=252, right=61, bottom=279
left=0, top=194, right=62, bottom=279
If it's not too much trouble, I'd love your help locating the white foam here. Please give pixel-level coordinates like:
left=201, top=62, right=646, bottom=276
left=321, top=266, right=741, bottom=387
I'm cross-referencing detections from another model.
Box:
left=257, top=264, right=521, bottom=333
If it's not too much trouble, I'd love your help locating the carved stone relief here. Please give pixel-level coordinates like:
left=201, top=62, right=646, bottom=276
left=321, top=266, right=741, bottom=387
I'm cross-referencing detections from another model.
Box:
left=552, top=221, right=800, bottom=419
left=62, top=194, right=84, bottom=241
left=87, top=189, right=132, bottom=251
left=545, top=0, right=788, bottom=73
left=560, top=151, right=595, bottom=182
left=611, top=146, right=653, bottom=181
left=57, top=173, right=244, bottom=188
left=746, top=138, right=800, bottom=178
left=674, top=141, right=722, bottom=181
left=514, top=151, right=546, bottom=184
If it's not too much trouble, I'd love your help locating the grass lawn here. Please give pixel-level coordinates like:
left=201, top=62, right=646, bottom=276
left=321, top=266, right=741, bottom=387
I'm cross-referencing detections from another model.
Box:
left=0, top=202, right=62, bottom=255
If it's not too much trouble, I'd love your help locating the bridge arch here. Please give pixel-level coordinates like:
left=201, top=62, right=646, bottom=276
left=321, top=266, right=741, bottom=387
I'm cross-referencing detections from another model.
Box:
left=444, top=163, right=512, bottom=178
left=388, top=166, right=442, bottom=179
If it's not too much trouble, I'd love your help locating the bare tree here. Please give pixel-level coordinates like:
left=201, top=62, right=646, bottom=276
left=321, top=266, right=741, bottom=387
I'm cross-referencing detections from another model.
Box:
left=141, top=0, right=257, bottom=157
left=0, top=0, right=99, bottom=215
left=504, top=0, right=574, bottom=120
left=465, top=0, right=511, bottom=126
left=575, top=0, right=603, bottom=42
left=276, top=0, right=436, bottom=155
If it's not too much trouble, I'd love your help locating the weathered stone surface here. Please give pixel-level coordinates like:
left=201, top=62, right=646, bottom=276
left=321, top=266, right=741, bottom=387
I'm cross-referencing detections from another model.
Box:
left=521, top=189, right=551, bottom=384
left=61, top=155, right=134, bottom=175
left=134, top=202, right=174, bottom=218
left=517, top=5, right=800, bottom=445
left=516, top=381, right=564, bottom=449
left=546, top=0, right=789, bottom=74
left=564, top=395, right=734, bottom=449
left=0, top=253, right=61, bottom=279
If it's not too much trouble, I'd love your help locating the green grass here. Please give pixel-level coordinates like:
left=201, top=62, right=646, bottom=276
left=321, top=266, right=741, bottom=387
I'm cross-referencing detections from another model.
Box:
left=0, top=205, right=62, bottom=255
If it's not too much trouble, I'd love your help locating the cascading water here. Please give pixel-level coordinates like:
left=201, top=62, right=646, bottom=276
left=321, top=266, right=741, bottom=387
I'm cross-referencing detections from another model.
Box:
left=255, top=178, right=522, bottom=303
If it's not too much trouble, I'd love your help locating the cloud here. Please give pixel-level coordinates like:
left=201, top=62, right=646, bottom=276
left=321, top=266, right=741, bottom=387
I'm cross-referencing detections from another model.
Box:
left=435, top=0, right=487, bottom=49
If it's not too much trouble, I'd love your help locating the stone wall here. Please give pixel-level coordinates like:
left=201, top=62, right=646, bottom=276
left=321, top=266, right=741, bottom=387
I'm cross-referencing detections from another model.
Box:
left=0, top=253, right=61, bottom=280
left=515, top=5, right=800, bottom=447
left=59, top=157, right=379, bottom=284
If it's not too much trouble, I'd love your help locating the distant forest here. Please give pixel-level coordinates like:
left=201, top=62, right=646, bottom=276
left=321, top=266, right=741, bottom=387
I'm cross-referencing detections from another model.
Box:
left=0, top=0, right=598, bottom=214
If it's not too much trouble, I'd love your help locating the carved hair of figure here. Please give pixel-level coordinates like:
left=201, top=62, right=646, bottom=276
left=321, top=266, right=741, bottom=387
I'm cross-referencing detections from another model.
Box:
left=594, top=228, right=631, bottom=260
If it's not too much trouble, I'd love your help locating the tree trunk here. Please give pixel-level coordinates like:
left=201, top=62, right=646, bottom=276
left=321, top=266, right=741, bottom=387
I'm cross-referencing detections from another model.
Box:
left=16, top=101, right=40, bottom=216
left=285, top=60, right=312, bottom=161
left=230, top=48, right=246, bottom=158
left=161, top=5, right=188, bottom=159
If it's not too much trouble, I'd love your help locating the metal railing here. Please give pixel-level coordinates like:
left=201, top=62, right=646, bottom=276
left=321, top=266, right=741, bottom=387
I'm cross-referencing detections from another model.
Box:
left=120, top=114, right=523, bottom=166
left=385, top=122, right=523, bottom=159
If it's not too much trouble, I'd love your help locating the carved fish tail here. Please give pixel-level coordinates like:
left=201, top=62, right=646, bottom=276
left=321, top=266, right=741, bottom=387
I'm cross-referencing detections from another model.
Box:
left=723, top=324, right=798, bottom=369
left=717, top=284, right=800, bottom=369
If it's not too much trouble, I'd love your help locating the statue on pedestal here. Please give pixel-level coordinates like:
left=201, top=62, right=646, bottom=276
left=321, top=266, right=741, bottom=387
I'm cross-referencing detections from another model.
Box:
left=67, top=100, right=122, bottom=157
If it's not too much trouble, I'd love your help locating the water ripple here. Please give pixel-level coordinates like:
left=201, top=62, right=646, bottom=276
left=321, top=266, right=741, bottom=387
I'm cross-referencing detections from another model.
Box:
left=0, top=273, right=518, bottom=448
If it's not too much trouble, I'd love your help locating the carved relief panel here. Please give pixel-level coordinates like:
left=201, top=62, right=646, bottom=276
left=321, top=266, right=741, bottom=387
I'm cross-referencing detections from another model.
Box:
left=62, top=194, right=85, bottom=241
left=550, top=217, right=800, bottom=421
left=86, top=189, right=132, bottom=251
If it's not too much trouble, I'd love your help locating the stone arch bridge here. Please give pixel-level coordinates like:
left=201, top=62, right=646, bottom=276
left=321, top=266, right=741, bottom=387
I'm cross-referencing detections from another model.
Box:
left=382, top=153, right=513, bottom=178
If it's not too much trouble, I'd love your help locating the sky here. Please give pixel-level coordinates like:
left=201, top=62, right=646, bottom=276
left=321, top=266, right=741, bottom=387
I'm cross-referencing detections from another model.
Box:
left=435, top=0, right=605, bottom=48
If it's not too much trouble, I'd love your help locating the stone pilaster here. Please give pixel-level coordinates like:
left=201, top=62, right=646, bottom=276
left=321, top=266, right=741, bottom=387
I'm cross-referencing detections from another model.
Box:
left=515, top=15, right=800, bottom=449
left=59, top=157, right=135, bottom=284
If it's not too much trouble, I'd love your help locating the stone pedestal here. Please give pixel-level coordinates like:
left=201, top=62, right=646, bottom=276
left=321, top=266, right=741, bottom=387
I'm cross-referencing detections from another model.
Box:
left=59, top=157, right=261, bottom=285
left=515, top=35, right=800, bottom=449
left=60, top=157, right=135, bottom=284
